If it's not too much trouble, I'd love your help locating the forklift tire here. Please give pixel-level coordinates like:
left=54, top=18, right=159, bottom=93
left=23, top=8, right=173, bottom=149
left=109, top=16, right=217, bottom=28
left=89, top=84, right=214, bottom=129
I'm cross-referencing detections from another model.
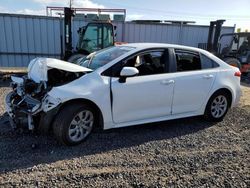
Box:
left=67, top=54, right=86, bottom=64
left=223, top=57, right=242, bottom=70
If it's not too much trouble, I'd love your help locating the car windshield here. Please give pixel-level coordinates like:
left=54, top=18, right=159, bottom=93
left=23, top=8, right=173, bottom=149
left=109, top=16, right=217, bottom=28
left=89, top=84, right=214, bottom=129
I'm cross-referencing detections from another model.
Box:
left=79, top=46, right=135, bottom=70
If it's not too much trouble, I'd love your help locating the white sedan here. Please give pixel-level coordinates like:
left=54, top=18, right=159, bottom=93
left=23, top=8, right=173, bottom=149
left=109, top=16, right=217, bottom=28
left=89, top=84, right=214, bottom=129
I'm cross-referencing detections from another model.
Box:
left=5, top=43, right=241, bottom=145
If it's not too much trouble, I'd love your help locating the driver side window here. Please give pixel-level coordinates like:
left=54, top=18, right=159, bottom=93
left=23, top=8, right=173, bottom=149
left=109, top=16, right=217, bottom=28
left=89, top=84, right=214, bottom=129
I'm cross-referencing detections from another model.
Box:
left=136, top=51, right=166, bottom=76
left=102, top=49, right=168, bottom=77
left=123, top=50, right=166, bottom=76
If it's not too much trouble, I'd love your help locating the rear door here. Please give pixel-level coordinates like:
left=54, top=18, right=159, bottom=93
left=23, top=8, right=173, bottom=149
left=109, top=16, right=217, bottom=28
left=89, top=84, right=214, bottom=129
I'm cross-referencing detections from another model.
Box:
left=171, top=49, right=218, bottom=114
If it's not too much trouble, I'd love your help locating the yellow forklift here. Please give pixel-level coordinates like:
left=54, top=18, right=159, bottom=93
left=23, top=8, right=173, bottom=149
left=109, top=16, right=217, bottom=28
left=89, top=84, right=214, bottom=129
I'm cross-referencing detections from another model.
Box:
left=47, top=7, right=126, bottom=62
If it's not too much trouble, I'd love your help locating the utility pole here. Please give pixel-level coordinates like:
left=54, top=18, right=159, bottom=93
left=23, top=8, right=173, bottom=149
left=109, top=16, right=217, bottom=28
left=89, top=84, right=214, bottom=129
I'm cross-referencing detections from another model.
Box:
left=69, top=0, right=73, bottom=8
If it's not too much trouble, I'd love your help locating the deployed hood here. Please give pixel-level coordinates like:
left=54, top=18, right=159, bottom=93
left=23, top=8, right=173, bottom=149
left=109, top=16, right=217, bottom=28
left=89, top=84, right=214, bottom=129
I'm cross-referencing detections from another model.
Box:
left=28, top=58, right=92, bottom=83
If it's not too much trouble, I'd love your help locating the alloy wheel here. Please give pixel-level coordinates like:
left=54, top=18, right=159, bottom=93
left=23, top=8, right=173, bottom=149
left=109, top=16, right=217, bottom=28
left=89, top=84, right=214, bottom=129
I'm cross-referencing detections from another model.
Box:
left=211, top=95, right=228, bottom=118
left=68, top=110, right=94, bottom=142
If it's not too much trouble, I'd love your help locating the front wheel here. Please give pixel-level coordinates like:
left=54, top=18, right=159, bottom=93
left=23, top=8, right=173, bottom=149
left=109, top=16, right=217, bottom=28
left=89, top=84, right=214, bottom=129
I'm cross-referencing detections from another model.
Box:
left=53, top=103, right=96, bottom=146
left=204, top=91, right=230, bottom=122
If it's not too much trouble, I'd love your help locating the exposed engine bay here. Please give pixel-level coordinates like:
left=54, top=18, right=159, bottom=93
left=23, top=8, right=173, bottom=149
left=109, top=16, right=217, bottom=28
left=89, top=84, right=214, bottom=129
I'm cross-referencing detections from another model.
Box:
left=5, top=58, right=91, bottom=131
left=47, top=68, right=85, bottom=87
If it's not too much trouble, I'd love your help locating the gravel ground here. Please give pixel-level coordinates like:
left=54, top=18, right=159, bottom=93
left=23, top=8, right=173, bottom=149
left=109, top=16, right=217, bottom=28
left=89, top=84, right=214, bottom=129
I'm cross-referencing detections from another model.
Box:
left=0, top=80, right=249, bottom=187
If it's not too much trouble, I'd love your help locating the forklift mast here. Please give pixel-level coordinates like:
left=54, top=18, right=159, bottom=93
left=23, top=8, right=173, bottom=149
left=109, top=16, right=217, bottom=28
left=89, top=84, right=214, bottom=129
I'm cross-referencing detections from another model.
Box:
left=207, top=20, right=225, bottom=53
left=64, top=7, right=75, bottom=59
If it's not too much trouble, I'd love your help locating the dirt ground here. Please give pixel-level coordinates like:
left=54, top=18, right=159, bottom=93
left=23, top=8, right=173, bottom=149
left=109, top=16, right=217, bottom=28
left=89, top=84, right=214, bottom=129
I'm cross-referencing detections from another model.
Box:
left=0, top=81, right=249, bottom=187
left=240, top=84, right=250, bottom=106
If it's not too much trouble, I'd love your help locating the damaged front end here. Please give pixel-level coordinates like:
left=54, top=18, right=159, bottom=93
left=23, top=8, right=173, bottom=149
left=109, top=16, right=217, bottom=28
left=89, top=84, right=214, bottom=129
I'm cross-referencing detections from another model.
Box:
left=5, top=78, right=61, bottom=131
left=5, top=57, right=91, bottom=132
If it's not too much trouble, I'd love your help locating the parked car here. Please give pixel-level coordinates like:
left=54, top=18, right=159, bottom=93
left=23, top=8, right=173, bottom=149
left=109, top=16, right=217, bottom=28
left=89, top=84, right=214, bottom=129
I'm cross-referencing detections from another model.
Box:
left=5, top=43, right=241, bottom=145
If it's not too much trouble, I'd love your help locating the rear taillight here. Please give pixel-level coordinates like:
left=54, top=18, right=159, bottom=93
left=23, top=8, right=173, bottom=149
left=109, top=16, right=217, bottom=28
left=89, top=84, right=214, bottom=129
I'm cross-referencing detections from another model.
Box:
left=234, top=71, right=241, bottom=77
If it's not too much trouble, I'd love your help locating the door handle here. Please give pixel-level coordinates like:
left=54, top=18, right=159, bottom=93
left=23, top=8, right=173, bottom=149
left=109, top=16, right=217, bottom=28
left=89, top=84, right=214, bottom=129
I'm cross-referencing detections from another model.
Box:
left=203, top=74, right=214, bottom=79
left=161, top=80, right=175, bottom=85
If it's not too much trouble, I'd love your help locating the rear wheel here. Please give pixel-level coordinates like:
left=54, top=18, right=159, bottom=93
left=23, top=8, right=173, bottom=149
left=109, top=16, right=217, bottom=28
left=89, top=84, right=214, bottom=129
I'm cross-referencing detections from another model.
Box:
left=204, top=91, right=230, bottom=122
left=53, top=103, right=96, bottom=146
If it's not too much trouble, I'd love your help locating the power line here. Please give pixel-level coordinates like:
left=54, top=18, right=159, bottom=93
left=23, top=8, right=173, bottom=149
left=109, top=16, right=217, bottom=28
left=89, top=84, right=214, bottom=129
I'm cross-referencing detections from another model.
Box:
left=99, top=0, right=250, bottom=19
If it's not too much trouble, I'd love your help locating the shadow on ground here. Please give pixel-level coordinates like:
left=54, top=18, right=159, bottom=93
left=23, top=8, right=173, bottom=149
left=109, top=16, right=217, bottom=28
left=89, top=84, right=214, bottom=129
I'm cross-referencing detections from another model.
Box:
left=0, top=113, right=216, bottom=174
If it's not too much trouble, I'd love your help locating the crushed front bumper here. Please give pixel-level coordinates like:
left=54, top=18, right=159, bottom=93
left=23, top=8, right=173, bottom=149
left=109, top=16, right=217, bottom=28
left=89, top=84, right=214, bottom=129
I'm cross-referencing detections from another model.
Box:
left=5, top=91, right=61, bottom=132
left=5, top=92, right=14, bottom=118
left=5, top=92, right=17, bottom=129
left=5, top=91, right=41, bottom=130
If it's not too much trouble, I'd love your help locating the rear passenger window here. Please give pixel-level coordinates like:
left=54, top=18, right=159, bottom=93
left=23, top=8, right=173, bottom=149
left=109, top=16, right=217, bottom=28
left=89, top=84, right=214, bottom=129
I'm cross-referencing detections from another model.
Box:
left=201, top=54, right=219, bottom=69
left=175, top=50, right=201, bottom=72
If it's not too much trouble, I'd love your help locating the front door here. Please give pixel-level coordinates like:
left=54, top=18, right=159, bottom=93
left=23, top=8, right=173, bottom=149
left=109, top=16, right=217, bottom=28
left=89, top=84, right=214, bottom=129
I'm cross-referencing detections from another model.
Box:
left=111, top=50, right=175, bottom=123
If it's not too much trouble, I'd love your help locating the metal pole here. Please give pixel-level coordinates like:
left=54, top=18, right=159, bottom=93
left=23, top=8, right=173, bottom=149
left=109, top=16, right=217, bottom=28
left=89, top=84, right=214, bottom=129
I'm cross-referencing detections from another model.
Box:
left=59, top=13, right=64, bottom=59
left=69, top=0, right=73, bottom=8
left=207, top=21, right=215, bottom=51
left=178, top=22, right=183, bottom=44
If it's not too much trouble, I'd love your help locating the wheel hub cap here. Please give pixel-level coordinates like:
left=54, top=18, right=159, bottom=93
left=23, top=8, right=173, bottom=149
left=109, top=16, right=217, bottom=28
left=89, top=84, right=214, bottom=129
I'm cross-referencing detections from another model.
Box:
left=68, top=110, right=94, bottom=142
left=211, top=95, right=228, bottom=118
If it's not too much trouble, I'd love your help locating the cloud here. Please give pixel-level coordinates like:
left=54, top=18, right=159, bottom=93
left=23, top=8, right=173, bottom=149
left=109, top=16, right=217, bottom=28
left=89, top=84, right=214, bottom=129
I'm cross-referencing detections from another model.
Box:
left=73, top=0, right=105, bottom=8
left=33, top=0, right=105, bottom=8
left=16, top=9, right=45, bottom=15
left=32, top=0, right=65, bottom=5
left=127, top=14, right=144, bottom=21
left=0, top=6, right=8, bottom=13
left=0, top=0, right=105, bottom=16
left=0, top=5, right=45, bottom=15
left=33, top=0, right=105, bottom=16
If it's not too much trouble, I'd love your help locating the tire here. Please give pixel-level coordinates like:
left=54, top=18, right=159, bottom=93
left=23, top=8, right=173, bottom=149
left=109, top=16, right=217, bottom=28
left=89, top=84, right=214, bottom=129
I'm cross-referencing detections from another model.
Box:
left=67, top=54, right=86, bottom=64
left=53, top=103, right=96, bottom=146
left=223, top=57, right=241, bottom=69
left=204, top=91, right=231, bottom=122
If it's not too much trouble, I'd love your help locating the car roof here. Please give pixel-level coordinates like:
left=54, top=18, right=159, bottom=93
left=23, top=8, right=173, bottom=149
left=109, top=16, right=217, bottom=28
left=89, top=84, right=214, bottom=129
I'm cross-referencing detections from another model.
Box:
left=121, top=42, right=210, bottom=54
left=119, top=42, right=229, bottom=64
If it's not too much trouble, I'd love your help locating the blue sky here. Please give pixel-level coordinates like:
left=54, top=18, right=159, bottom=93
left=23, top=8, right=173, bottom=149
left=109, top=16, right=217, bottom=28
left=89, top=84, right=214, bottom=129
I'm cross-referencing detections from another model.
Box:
left=0, top=0, right=250, bottom=30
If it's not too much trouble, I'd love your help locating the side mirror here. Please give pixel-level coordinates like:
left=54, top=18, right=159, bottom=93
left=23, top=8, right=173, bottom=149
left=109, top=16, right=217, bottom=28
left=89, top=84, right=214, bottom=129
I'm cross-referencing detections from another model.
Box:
left=119, top=67, right=139, bottom=83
